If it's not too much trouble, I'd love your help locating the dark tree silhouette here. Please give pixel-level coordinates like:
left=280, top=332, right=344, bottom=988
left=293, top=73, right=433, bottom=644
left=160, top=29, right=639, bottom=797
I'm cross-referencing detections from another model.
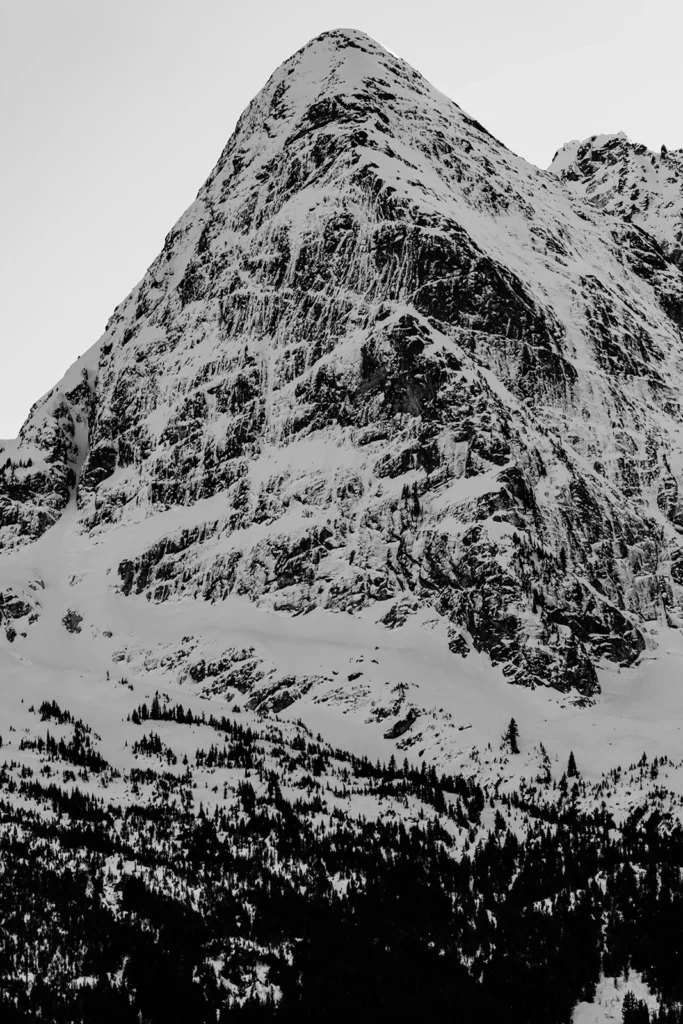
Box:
left=502, top=718, right=520, bottom=754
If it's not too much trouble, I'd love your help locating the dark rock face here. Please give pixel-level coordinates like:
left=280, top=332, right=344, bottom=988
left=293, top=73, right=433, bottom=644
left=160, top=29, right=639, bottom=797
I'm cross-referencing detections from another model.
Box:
left=0, top=368, right=93, bottom=549
left=384, top=711, right=419, bottom=739
left=0, top=577, right=43, bottom=641
left=6, top=30, right=683, bottom=696
left=62, top=609, right=83, bottom=634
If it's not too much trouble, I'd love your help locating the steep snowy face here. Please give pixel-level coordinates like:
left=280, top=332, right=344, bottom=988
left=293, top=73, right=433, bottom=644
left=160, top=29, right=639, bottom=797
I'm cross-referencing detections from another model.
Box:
left=550, top=133, right=683, bottom=263
left=5, top=28, right=683, bottom=698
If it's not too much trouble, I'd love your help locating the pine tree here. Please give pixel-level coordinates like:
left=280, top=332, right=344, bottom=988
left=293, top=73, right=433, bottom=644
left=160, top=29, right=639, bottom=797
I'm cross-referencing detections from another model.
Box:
left=151, top=691, right=161, bottom=720
left=623, top=990, right=650, bottom=1024
left=567, top=750, right=579, bottom=777
left=502, top=718, right=520, bottom=754
left=536, top=742, right=552, bottom=784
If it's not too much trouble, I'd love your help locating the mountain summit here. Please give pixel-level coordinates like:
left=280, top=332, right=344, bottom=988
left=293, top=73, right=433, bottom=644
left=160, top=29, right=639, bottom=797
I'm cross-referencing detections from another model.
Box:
left=3, top=29, right=683, bottom=716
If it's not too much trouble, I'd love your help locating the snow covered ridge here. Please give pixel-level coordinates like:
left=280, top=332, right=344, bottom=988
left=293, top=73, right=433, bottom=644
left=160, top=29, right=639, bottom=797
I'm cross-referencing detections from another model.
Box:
left=549, top=132, right=683, bottom=264
left=3, top=27, right=683, bottom=699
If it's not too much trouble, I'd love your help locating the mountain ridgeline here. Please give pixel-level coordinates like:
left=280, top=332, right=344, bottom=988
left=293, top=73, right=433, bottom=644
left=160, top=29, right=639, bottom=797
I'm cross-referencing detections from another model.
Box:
left=3, top=28, right=683, bottom=699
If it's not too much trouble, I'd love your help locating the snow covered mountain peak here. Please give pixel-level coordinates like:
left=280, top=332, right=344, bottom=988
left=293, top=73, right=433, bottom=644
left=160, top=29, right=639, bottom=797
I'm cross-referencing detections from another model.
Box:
left=8, top=35, right=683, bottom=1020
left=198, top=23, right=505, bottom=231
left=225, top=26, right=450, bottom=121
left=252, top=26, right=410, bottom=97
left=8, top=35, right=683, bottom=1018
left=4, top=31, right=683, bottom=738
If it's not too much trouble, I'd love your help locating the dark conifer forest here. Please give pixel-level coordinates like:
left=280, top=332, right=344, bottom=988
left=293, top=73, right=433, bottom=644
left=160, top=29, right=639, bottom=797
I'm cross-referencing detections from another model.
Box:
left=1, top=697, right=683, bottom=1022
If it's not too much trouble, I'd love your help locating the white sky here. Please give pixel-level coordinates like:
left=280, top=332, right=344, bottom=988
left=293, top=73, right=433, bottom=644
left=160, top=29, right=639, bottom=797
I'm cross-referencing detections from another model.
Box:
left=1, top=0, right=680, bottom=437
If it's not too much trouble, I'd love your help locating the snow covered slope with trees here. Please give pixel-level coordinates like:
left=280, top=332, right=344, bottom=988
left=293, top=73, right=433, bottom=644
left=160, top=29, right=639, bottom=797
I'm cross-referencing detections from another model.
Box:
left=2, top=652, right=682, bottom=1022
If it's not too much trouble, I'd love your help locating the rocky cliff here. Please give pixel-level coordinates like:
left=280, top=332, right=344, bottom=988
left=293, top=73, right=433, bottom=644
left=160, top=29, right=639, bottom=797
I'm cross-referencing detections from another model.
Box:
left=4, top=28, right=683, bottom=699
left=550, top=132, right=683, bottom=264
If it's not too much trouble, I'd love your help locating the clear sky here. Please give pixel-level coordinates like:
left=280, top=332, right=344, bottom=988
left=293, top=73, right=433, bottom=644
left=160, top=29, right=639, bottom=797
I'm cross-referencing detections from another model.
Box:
left=1, top=0, right=679, bottom=437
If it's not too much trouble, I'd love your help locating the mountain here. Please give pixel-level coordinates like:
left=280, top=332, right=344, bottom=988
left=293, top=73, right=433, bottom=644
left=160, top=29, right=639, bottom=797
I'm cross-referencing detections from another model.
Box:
left=4, top=29, right=683, bottom=712
left=5, top=26, right=683, bottom=1023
